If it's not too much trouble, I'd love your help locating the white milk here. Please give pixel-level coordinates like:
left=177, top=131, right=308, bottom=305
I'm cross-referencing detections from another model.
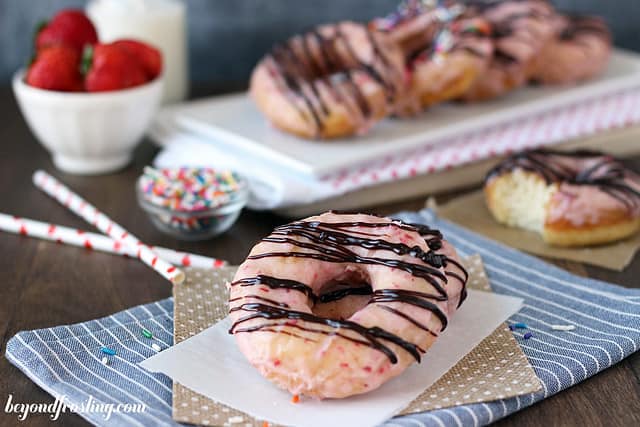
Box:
left=87, top=0, right=189, bottom=104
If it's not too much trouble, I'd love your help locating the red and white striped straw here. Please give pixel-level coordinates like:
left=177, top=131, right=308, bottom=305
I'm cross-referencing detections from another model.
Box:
left=33, top=170, right=185, bottom=284
left=0, top=213, right=226, bottom=270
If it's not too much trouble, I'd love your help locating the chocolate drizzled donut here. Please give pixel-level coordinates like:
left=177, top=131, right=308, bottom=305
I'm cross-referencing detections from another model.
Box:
left=261, top=22, right=405, bottom=137
left=229, top=216, right=468, bottom=364
left=487, top=149, right=640, bottom=211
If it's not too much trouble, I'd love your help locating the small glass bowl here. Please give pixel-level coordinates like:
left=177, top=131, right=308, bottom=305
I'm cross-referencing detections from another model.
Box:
left=136, top=176, right=249, bottom=241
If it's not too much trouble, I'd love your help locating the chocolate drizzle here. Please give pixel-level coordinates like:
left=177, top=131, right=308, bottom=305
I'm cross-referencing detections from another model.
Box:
left=230, top=275, right=373, bottom=304
left=255, top=221, right=451, bottom=297
left=230, top=303, right=422, bottom=363
left=401, top=7, right=493, bottom=68
left=232, top=275, right=315, bottom=300
left=370, top=289, right=449, bottom=328
left=471, top=0, right=555, bottom=66
left=318, top=285, right=373, bottom=303
left=266, top=23, right=401, bottom=137
left=487, top=149, right=640, bottom=211
left=229, top=215, right=468, bottom=364
left=467, top=0, right=550, bottom=13
left=559, top=15, right=611, bottom=42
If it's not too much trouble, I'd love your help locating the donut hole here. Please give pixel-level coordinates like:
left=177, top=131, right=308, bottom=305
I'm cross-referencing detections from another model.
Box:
left=311, top=268, right=372, bottom=320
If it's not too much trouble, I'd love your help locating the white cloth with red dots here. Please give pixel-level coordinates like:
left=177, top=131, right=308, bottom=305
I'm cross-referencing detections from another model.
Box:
left=151, top=88, right=640, bottom=210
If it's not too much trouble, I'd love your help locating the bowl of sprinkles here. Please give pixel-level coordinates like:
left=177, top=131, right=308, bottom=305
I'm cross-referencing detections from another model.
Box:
left=137, top=167, right=248, bottom=240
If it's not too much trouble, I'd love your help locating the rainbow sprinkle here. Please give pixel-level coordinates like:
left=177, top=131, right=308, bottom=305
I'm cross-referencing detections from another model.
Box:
left=139, top=167, right=246, bottom=213
left=509, top=322, right=528, bottom=331
left=100, top=346, right=116, bottom=356
left=551, top=324, right=576, bottom=331
left=137, top=167, right=248, bottom=239
left=371, top=0, right=423, bottom=32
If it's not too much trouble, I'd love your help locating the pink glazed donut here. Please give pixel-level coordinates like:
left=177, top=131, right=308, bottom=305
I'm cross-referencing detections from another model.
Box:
left=485, top=149, right=640, bottom=247
left=460, top=0, right=557, bottom=101
left=228, top=212, right=468, bottom=399
left=250, top=21, right=409, bottom=139
left=530, top=15, right=612, bottom=85
left=371, top=1, right=494, bottom=111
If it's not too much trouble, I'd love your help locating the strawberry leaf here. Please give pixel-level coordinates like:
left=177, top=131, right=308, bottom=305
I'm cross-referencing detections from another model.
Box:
left=33, top=19, right=48, bottom=43
left=80, top=44, right=94, bottom=76
left=29, top=20, right=48, bottom=67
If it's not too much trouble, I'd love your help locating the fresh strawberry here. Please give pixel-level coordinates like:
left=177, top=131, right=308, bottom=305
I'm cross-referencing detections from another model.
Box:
left=36, top=9, right=98, bottom=54
left=84, top=43, right=147, bottom=92
left=26, top=45, right=83, bottom=91
left=111, top=39, right=163, bottom=80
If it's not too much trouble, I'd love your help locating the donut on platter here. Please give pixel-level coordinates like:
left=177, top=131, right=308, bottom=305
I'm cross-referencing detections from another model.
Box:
left=249, top=22, right=409, bottom=139
left=372, top=1, right=494, bottom=110
left=228, top=211, right=468, bottom=398
left=530, top=15, right=612, bottom=85
left=485, top=149, right=640, bottom=247
left=459, top=0, right=557, bottom=102
left=370, top=0, right=446, bottom=64
left=409, top=16, right=494, bottom=108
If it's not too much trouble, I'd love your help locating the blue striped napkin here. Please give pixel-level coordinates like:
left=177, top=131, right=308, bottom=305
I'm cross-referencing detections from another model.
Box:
left=6, top=209, right=640, bottom=427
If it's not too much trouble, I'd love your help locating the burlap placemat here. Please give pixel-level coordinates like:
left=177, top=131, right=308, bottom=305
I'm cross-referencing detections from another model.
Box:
left=171, top=255, right=541, bottom=426
left=437, top=191, right=640, bottom=271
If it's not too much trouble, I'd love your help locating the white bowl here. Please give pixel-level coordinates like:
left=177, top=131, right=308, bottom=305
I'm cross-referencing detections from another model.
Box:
left=12, top=69, right=164, bottom=175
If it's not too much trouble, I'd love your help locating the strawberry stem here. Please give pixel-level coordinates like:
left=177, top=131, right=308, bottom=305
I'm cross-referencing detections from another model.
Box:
left=81, top=45, right=94, bottom=76
left=33, top=19, right=48, bottom=42
left=29, top=20, right=48, bottom=67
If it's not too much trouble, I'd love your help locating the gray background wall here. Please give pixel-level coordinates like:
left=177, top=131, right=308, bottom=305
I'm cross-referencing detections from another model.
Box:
left=1, top=0, right=639, bottom=84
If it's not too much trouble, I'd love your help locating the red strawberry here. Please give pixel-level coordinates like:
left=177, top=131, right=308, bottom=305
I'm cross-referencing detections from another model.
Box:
left=36, top=9, right=98, bottom=54
left=111, top=39, right=163, bottom=80
left=84, top=43, right=147, bottom=92
left=26, top=45, right=83, bottom=91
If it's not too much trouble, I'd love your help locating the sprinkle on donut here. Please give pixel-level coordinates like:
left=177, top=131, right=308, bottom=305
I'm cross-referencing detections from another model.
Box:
left=228, top=211, right=468, bottom=398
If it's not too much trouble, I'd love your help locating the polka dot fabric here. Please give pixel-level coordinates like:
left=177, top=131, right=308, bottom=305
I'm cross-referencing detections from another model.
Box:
left=171, top=257, right=541, bottom=426
left=172, top=267, right=253, bottom=426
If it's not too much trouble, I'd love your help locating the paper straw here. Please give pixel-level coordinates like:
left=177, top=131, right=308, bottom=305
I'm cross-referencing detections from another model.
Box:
left=33, top=170, right=185, bottom=285
left=0, top=213, right=226, bottom=270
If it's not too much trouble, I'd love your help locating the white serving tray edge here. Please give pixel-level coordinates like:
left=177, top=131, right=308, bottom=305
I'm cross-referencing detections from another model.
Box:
left=164, top=49, right=640, bottom=179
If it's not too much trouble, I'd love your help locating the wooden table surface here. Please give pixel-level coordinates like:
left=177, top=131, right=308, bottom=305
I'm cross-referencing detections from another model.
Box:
left=1, top=85, right=639, bottom=427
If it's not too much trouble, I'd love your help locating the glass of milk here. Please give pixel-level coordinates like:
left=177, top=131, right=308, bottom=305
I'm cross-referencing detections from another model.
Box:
left=87, top=0, right=189, bottom=104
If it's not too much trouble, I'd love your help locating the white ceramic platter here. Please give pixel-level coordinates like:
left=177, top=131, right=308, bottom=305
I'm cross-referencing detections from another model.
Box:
left=166, top=49, right=640, bottom=178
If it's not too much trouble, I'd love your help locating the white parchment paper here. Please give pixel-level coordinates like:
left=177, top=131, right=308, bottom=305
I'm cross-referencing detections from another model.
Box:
left=141, top=289, right=523, bottom=427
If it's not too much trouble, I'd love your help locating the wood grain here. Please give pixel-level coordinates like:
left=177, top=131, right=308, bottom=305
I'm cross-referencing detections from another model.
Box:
left=1, top=85, right=639, bottom=426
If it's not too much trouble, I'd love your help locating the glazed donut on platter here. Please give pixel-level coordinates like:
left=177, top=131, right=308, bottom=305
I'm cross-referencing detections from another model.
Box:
left=370, top=0, right=447, bottom=64
left=459, top=0, right=557, bottom=102
left=249, top=22, right=409, bottom=139
left=530, top=15, right=611, bottom=85
left=485, top=149, right=640, bottom=247
left=409, top=16, right=494, bottom=108
left=372, top=1, right=494, bottom=110
left=228, top=211, right=468, bottom=399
